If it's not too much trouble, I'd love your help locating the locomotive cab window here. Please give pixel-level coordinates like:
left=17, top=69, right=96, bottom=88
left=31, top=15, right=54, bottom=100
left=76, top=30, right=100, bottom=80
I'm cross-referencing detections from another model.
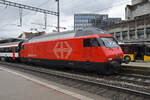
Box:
left=99, top=37, right=119, bottom=48
left=83, top=38, right=99, bottom=47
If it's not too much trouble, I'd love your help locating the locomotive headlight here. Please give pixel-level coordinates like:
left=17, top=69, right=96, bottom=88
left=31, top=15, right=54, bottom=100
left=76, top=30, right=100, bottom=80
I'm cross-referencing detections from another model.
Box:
left=108, top=58, right=113, bottom=61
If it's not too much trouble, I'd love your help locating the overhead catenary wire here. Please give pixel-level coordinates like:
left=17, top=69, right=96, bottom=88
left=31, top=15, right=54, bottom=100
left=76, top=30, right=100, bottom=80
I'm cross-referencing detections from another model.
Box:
left=0, top=0, right=131, bottom=31
left=0, top=0, right=52, bottom=29
left=0, top=0, right=58, bottom=15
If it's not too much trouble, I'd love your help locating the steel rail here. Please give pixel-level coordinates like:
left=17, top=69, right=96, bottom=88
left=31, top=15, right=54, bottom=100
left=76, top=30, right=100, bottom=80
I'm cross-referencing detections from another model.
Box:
left=109, top=73, right=150, bottom=86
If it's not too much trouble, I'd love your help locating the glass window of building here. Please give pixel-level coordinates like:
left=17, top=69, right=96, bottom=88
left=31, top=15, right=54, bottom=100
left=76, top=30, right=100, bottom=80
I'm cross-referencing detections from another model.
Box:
left=129, top=30, right=136, bottom=40
left=146, top=28, right=150, bottom=39
left=122, top=31, right=128, bottom=40
left=115, top=32, right=121, bottom=41
left=110, top=33, right=114, bottom=35
left=137, top=29, right=144, bottom=39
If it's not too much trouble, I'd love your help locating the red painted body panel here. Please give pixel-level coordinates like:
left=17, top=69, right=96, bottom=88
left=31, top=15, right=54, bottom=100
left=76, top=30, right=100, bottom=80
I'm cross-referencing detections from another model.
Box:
left=20, top=35, right=123, bottom=63
left=21, top=38, right=85, bottom=61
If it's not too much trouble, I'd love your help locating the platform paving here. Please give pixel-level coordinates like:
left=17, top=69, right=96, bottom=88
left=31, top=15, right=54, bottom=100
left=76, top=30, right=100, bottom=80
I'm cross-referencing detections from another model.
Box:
left=122, top=62, right=150, bottom=75
left=0, top=66, right=95, bottom=100
left=122, top=62, right=150, bottom=68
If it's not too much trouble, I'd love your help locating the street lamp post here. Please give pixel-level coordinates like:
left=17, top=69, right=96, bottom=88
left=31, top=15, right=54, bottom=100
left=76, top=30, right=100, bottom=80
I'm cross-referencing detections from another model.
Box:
left=55, top=0, right=60, bottom=32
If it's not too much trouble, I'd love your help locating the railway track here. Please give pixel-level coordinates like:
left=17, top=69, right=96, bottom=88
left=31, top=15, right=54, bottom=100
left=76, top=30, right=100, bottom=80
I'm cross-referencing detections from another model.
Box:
left=116, top=73, right=150, bottom=85
left=121, top=65, right=150, bottom=75
left=104, top=73, right=150, bottom=86
left=0, top=61, right=150, bottom=98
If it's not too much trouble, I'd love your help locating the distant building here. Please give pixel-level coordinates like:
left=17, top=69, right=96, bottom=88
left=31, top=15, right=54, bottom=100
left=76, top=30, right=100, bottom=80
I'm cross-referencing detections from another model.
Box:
left=74, top=13, right=122, bottom=30
left=18, top=31, right=45, bottom=39
left=74, top=14, right=108, bottom=30
left=91, top=17, right=122, bottom=30
left=125, top=0, right=150, bottom=20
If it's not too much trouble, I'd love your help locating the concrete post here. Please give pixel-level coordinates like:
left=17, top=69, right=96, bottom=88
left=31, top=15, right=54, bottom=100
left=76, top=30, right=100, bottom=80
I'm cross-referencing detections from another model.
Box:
left=114, top=32, right=116, bottom=39
left=135, top=20, right=138, bottom=39
left=144, top=18, right=147, bottom=38
left=127, top=25, right=130, bottom=40
left=144, top=27, right=147, bottom=39
left=120, top=31, right=123, bottom=41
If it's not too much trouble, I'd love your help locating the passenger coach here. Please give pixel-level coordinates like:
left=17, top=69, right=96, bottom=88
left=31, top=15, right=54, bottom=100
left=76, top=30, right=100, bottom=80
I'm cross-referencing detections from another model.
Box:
left=0, top=42, right=20, bottom=61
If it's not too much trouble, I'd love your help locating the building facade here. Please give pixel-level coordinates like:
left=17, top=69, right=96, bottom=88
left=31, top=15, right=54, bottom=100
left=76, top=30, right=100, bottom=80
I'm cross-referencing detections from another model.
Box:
left=74, top=14, right=108, bottom=30
left=125, top=0, right=150, bottom=20
left=105, top=0, right=150, bottom=43
left=105, top=16, right=150, bottom=42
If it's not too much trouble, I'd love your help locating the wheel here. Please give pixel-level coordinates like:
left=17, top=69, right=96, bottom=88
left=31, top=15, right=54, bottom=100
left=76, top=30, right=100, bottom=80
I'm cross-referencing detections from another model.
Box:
left=124, top=56, right=131, bottom=64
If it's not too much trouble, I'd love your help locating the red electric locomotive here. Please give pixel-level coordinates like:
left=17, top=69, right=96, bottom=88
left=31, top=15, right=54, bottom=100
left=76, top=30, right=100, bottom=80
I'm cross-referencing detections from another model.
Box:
left=19, top=28, right=123, bottom=74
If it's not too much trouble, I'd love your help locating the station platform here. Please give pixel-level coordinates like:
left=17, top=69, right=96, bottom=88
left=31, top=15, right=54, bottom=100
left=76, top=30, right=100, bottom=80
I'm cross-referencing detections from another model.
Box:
left=0, top=66, right=98, bottom=100
left=122, top=62, right=150, bottom=68
left=122, top=62, right=150, bottom=75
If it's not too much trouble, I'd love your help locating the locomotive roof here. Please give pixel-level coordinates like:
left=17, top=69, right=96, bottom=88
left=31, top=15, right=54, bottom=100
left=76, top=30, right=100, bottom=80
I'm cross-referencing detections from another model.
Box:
left=26, top=28, right=107, bottom=43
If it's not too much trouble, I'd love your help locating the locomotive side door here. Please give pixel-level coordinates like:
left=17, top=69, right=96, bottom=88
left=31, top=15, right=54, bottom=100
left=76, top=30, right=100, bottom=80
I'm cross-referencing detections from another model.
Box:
left=83, top=38, right=100, bottom=62
left=83, top=39, right=92, bottom=61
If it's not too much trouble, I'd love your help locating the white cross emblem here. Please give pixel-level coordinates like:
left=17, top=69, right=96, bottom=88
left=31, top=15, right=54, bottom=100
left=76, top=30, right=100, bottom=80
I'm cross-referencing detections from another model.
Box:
left=53, top=41, right=72, bottom=59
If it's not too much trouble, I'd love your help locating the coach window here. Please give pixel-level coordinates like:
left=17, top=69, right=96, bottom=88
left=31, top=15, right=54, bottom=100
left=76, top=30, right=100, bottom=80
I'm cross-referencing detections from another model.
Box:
left=14, top=47, right=18, bottom=52
left=0, top=48, right=2, bottom=52
left=0, top=48, right=4, bottom=52
left=6, top=48, right=9, bottom=52
left=5, top=48, right=8, bottom=52
left=9, top=47, right=12, bottom=52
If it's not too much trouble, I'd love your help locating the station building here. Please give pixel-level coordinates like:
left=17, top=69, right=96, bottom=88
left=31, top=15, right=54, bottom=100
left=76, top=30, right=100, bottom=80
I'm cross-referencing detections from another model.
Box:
left=105, top=0, right=150, bottom=43
left=125, top=0, right=150, bottom=20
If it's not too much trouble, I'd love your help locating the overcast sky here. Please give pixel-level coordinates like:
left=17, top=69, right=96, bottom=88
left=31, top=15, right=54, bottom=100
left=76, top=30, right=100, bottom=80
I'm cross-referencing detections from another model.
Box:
left=0, top=0, right=131, bottom=38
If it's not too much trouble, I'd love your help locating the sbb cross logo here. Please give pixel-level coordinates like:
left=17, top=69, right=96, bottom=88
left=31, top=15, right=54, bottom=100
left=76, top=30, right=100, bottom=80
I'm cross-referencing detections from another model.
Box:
left=53, top=41, right=72, bottom=59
